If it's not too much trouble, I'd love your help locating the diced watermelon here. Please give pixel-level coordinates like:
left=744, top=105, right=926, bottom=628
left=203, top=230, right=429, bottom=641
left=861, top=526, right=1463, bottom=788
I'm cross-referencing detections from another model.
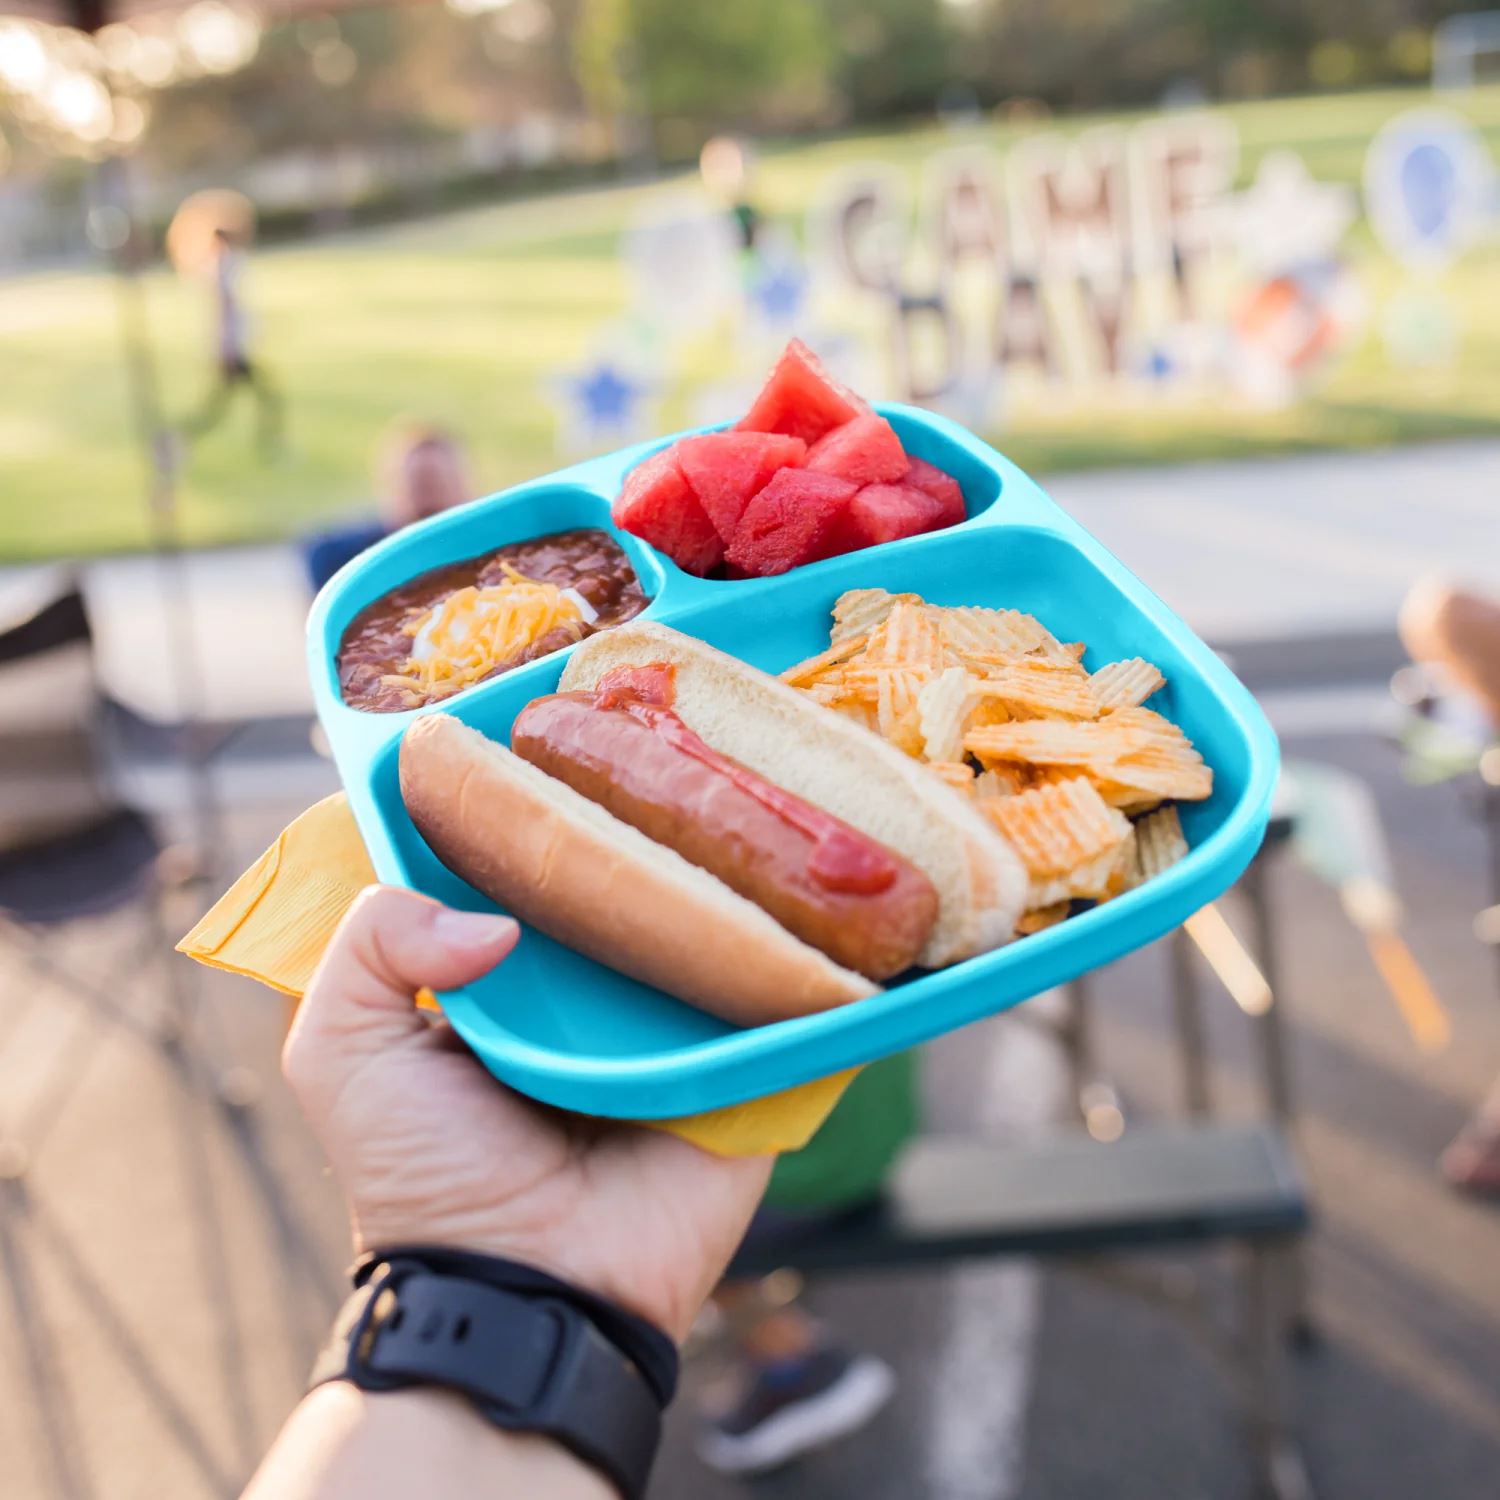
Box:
left=675, top=431, right=807, bottom=545
left=735, top=338, right=866, bottom=445
left=901, top=456, right=966, bottom=527
left=805, top=411, right=908, bottom=485
left=612, top=446, right=723, bottom=576
left=725, top=470, right=859, bottom=576
left=838, top=483, right=949, bottom=550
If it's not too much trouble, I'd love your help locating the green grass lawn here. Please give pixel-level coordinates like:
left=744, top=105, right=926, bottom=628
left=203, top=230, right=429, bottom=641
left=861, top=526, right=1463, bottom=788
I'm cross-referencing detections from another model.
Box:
left=3, top=82, right=1499, bottom=561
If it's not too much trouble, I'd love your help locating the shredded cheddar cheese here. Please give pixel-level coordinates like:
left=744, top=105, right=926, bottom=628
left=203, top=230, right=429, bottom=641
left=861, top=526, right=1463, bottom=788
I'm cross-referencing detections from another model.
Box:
left=389, top=565, right=585, bottom=700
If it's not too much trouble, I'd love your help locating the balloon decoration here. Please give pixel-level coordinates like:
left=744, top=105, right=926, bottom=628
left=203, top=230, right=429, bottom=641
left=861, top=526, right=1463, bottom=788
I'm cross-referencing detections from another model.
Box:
left=1362, top=109, right=1496, bottom=371
left=1363, top=109, right=1493, bottom=270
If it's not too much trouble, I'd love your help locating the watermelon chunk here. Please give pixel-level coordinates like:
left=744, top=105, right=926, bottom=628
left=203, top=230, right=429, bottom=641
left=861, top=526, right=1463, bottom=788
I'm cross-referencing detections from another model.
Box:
left=838, top=483, right=948, bottom=550
left=725, top=470, right=859, bottom=576
left=675, top=431, right=807, bottom=545
left=805, top=411, right=908, bottom=485
left=612, top=446, right=723, bottom=576
left=735, top=338, right=866, bottom=445
left=901, top=456, right=966, bottom=527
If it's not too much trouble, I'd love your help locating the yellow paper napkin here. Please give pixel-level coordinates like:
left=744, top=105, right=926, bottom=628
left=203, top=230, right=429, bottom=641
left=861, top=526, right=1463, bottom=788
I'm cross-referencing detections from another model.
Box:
left=178, top=793, right=854, bottom=1156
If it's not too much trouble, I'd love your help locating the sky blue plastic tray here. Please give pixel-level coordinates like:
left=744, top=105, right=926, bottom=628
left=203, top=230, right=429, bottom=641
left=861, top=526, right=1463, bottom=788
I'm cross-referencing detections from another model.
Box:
left=308, top=405, right=1280, bottom=1119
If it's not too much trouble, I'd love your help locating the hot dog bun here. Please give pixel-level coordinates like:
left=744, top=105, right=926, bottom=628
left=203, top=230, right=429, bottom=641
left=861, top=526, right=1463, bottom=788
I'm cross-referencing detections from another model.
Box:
left=400, top=712, right=877, bottom=1026
left=559, top=621, right=1027, bottom=967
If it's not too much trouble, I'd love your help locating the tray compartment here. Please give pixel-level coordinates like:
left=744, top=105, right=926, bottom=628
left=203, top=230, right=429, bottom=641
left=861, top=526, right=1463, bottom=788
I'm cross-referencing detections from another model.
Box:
left=309, top=482, right=674, bottom=730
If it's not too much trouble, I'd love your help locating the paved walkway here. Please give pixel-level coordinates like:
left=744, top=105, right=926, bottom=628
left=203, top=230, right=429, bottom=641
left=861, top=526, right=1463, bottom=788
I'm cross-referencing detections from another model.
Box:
left=1046, top=439, right=1500, bottom=644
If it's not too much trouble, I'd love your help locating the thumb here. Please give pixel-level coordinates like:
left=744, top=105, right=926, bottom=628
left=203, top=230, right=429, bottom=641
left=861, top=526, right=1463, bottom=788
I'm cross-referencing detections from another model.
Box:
left=287, top=885, right=518, bottom=1072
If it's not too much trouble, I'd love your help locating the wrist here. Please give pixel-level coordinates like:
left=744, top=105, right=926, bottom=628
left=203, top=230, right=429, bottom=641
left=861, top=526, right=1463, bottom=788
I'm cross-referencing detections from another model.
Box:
left=246, top=1384, right=614, bottom=1500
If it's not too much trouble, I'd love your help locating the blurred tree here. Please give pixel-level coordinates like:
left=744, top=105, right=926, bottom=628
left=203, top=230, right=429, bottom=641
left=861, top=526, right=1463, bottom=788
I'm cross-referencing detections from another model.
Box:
left=824, top=0, right=955, bottom=120
left=952, top=0, right=1481, bottom=105
left=956, top=0, right=1204, bottom=109
left=573, top=0, right=836, bottom=155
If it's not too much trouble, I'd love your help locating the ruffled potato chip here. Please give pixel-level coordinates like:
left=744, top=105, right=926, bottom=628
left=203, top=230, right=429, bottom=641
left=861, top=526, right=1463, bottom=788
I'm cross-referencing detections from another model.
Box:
left=918, top=666, right=971, bottom=763
left=831, top=588, right=918, bottom=645
left=1016, top=902, right=1071, bottom=935
left=982, top=775, right=1131, bottom=882
left=779, top=633, right=870, bottom=688
left=1130, top=804, right=1190, bottom=885
left=927, top=760, right=977, bottom=792
left=868, top=601, right=946, bottom=677
left=975, top=765, right=1032, bottom=799
left=939, top=606, right=1061, bottom=661
left=970, top=658, right=1100, bottom=720
left=1090, top=657, right=1165, bottom=713
left=876, top=668, right=926, bottom=757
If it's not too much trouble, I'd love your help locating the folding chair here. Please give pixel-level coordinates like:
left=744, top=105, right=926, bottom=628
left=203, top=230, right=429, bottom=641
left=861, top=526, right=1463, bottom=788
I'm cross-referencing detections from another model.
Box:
left=0, top=582, right=196, bottom=1177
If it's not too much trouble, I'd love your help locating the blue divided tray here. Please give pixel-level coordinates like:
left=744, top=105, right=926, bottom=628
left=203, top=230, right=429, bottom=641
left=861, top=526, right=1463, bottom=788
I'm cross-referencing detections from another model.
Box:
left=308, top=406, right=1279, bottom=1119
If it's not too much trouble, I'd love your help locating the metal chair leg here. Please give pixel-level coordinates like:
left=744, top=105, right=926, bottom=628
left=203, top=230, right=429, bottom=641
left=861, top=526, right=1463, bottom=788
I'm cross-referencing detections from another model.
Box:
left=1239, top=857, right=1293, bottom=1124
left=1063, top=977, right=1126, bottom=1141
left=1062, top=976, right=1093, bottom=1114
left=1239, top=856, right=1315, bottom=1347
left=1169, top=926, right=1212, bottom=1118
left=1243, top=1242, right=1316, bottom=1500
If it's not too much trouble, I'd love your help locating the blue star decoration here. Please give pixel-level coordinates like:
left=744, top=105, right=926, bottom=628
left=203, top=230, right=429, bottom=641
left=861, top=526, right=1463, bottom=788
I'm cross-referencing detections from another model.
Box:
left=551, top=353, right=657, bottom=454
left=1143, top=345, right=1176, bottom=381
left=567, top=361, right=645, bottom=430
left=749, top=258, right=808, bottom=325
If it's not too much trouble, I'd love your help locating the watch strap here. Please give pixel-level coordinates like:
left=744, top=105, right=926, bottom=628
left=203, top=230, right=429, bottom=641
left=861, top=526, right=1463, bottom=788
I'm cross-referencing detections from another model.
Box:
left=310, top=1258, right=660, bottom=1499
left=351, top=1244, right=678, bottom=1406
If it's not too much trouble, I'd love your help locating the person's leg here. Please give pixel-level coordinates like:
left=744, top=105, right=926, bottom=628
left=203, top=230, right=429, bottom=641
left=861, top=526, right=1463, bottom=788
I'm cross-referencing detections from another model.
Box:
left=696, top=1217, right=894, bottom=1475
left=182, top=365, right=237, bottom=438
left=713, top=1276, right=821, bottom=1362
left=244, top=361, right=286, bottom=456
left=1399, top=578, right=1500, bottom=1190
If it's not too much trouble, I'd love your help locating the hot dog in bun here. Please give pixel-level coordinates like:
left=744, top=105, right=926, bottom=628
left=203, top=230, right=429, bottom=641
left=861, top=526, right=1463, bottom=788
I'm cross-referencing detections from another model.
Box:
left=399, top=621, right=1026, bottom=1026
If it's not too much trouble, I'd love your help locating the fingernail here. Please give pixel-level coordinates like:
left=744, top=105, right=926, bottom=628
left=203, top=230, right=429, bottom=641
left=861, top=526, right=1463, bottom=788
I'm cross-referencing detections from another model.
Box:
left=432, top=909, right=520, bottom=948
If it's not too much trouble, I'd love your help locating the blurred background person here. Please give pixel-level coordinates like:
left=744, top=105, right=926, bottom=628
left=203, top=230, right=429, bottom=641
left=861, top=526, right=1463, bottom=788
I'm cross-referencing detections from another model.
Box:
left=303, top=422, right=474, bottom=592
left=183, top=226, right=285, bottom=457
left=1399, top=576, right=1500, bottom=1195
left=700, top=134, right=763, bottom=254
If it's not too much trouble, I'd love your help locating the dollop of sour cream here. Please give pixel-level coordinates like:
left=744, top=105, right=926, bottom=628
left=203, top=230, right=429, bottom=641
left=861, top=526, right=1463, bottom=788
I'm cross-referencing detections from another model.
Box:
left=560, top=586, right=599, bottom=624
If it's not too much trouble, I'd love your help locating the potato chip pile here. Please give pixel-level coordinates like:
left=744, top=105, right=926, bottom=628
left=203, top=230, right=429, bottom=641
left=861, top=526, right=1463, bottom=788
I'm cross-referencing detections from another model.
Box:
left=781, top=589, right=1211, bottom=934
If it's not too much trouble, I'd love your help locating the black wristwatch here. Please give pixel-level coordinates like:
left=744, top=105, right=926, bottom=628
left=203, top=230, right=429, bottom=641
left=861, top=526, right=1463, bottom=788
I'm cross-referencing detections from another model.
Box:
left=309, top=1248, right=678, bottom=1500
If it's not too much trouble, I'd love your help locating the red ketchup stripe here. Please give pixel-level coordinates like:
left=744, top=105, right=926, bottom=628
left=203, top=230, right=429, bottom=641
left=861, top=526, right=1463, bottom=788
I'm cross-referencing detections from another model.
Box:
left=591, top=663, right=899, bottom=896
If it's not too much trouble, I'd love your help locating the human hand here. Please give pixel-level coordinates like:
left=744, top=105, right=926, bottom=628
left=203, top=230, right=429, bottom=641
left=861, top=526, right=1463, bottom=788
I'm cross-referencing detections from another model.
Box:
left=284, top=886, right=772, bottom=1343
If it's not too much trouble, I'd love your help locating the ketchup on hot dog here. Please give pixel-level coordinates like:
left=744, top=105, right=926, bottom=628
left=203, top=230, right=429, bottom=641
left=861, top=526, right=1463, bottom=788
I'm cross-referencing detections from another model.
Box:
left=593, top=664, right=897, bottom=897
left=510, top=663, right=938, bottom=980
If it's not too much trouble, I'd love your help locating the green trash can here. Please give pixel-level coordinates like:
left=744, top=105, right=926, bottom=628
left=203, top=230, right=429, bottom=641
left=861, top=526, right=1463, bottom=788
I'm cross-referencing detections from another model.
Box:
left=763, top=1049, right=919, bottom=1214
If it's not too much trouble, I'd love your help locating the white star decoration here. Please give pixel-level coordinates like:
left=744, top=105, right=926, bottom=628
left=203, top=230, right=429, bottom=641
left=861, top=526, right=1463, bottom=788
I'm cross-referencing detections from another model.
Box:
left=1234, top=150, right=1356, bottom=274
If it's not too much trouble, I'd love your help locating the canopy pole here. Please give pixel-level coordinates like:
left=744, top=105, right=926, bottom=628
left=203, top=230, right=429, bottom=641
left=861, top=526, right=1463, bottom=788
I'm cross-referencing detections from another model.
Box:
left=94, top=150, right=228, bottom=888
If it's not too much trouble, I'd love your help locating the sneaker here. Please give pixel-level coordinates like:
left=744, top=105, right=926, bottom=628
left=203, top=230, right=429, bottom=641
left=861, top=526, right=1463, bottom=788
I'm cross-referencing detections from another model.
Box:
left=697, top=1346, right=895, bottom=1475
